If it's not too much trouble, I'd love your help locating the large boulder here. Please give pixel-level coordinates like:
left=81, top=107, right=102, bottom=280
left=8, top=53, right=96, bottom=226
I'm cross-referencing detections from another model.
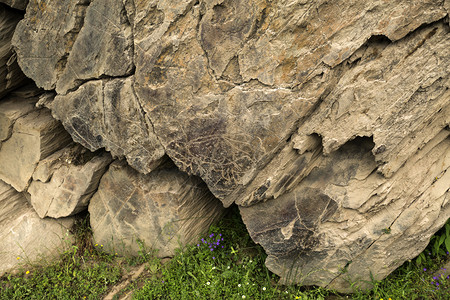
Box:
left=0, top=180, right=74, bottom=276
left=89, top=159, right=226, bottom=257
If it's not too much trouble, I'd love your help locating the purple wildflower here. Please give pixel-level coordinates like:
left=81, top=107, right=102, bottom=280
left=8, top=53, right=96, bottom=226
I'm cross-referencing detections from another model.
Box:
left=423, top=268, right=427, bottom=271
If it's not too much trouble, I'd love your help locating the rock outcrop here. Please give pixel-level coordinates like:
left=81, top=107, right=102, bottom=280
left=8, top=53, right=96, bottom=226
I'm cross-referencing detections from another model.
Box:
left=2, top=0, right=449, bottom=292
left=89, top=159, right=226, bottom=258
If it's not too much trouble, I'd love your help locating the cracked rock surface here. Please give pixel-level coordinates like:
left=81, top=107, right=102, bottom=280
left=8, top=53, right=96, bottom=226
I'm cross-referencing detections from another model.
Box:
left=6, top=0, right=450, bottom=291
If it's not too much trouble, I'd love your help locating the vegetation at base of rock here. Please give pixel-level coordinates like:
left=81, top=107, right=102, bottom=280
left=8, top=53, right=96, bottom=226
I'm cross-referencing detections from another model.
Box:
left=1, top=209, right=449, bottom=299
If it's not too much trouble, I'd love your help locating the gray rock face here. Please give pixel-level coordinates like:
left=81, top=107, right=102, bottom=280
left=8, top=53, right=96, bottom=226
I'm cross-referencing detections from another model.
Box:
left=50, top=77, right=165, bottom=174
left=12, top=0, right=91, bottom=90
left=88, top=160, right=226, bottom=257
left=55, top=0, right=134, bottom=94
left=28, top=144, right=112, bottom=218
left=0, top=4, right=27, bottom=98
left=8, top=0, right=450, bottom=292
left=0, top=180, right=74, bottom=277
left=241, top=133, right=450, bottom=291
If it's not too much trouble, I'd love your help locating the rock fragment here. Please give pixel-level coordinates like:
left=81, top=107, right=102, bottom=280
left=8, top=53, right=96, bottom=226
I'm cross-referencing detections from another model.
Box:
left=28, top=143, right=112, bottom=218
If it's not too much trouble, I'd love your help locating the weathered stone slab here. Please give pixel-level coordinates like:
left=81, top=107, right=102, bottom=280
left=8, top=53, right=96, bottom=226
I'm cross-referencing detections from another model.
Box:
left=0, top=180, right=74, bottom=277
left=0, top=108, right=72, bottom=191
left=293, top=21, right=450, bottom=178
left=0, top=89, right=39, bottom=143
left=12, top=0, right=91, bottom=90
left=89, top=159, right=226, bottom=258
left=0, top=4, right=27, bottom=98
left=55, top=0, right=134, bottom=94
left=50, top=77, right=165, bottom=174
left=28, top=143, right=112, bottom=218
left=241, top=130, right=450, bottom=292
left=130, top=0, right=449, bottom=204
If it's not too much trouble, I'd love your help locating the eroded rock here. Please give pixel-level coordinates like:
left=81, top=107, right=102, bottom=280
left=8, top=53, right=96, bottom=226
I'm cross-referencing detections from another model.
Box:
left=88, top=159, right=226, bottom=257
left=50, top=77, right=165, bottom=174
left=0, top=180, right=74, bottom=276
left=12, top=0, right=91, bottom=90
left=241, top=131, right=450, bottom=292
left=28, top=143, right=112, bottom=218
left=6, top=0, right=450, bottom=292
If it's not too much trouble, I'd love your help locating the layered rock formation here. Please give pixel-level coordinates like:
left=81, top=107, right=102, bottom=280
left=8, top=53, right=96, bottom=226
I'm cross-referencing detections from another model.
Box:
left=1, top=0, right=449, bottom=292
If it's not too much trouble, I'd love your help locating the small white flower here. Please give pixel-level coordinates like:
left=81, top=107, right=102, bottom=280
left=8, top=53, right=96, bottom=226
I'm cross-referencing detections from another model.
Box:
left=227, top=266, right=230, bottom=269
left=263, top=287, right=266, bottom=291
left=238, top=284, right=241, bottom=287
left=249, top=260, right=253, bottom=263
left=212, top=267, right=216, bottom=270
left=206, top=282, right=210, bottom=285
left=285, top=291, right=289, bottom=293
left=242, top=296, right=246, bottom=299
left=246, top=282, right=249, bottom=285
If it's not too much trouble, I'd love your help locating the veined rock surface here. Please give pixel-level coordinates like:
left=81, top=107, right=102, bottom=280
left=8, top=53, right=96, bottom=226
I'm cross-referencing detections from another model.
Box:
left=2, top=0, right=449, bottom=291
left=88, top=159, right=226, bottom=258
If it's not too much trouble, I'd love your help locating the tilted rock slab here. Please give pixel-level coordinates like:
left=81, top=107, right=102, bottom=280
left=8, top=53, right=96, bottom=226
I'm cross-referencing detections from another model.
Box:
left=89, top=160, right=226, bottom=258
left=9, top=0, right=450, bottom=291
left=241, top=131, right=450, bottom=292
left=0, top=98, right=72, bottom=191
left=50, top=77, right=165, bottom=174
left=28, top=143, right=112, bottom=218
left=0, top=4, right=27, bottom=98
left=0, top=180, right=74, bottom=276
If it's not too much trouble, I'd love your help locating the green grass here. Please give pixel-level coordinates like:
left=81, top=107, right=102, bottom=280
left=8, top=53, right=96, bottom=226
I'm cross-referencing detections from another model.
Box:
left=1, top=208, right=449, bottom=299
